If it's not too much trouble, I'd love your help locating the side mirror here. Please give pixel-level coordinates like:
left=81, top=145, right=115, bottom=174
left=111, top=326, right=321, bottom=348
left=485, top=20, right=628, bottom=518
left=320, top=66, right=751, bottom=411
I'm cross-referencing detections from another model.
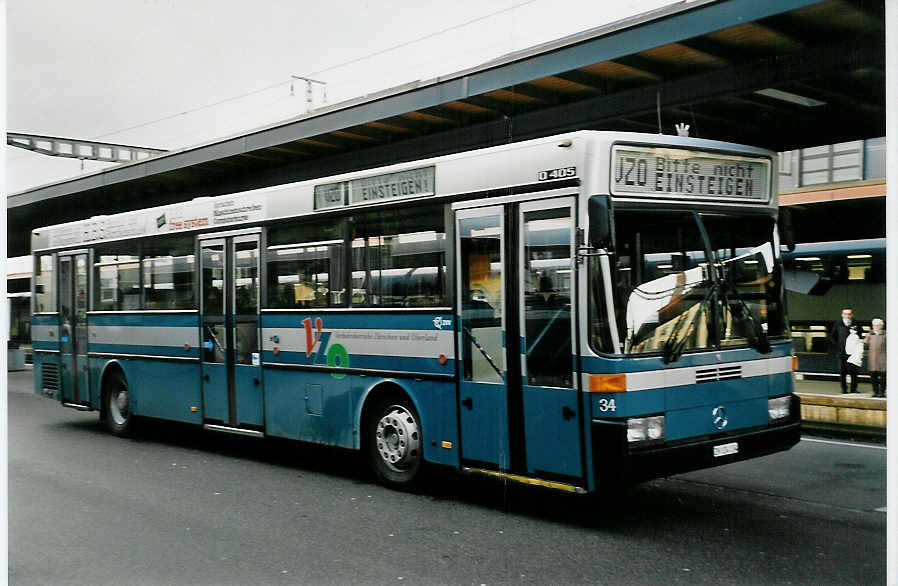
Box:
left=778, top=208, right=796, bottom=252
left=588, top=195, right=612, bottom=249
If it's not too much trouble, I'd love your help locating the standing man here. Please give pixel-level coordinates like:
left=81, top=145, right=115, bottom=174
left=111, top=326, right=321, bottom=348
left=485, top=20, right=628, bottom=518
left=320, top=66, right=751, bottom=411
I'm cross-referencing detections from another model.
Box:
left=828, top=307, right=864, bottom=394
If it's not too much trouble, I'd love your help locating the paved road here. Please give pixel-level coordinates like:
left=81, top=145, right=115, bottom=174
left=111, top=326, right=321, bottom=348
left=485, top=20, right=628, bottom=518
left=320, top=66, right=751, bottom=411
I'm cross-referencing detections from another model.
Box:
left=8, top=368, right=886, bottom=585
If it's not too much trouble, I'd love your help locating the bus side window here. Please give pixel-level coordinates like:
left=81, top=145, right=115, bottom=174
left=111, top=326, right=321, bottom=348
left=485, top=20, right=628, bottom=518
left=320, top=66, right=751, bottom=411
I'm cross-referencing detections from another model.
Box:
left=142, top=235, right=196, bottom=310
left=93, top=244, right=140, bottom=312
left=267, top=219, right=345, bottom=309
left=349, top=205, right=447, bottom=308
left=34, top=254, right=56, bottom=313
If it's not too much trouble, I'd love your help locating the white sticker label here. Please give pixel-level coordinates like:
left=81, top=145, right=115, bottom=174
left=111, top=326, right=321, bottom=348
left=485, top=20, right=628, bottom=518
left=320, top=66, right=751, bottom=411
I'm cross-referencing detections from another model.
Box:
left=251, top=352, right=260, bottom=366
left=713, top=442, right=739, bottom=457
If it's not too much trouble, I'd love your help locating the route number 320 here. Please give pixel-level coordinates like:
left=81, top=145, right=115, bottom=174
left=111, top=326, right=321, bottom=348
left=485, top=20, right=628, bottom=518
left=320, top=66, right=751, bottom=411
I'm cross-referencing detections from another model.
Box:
left=598, top=398, right=617, bottom=412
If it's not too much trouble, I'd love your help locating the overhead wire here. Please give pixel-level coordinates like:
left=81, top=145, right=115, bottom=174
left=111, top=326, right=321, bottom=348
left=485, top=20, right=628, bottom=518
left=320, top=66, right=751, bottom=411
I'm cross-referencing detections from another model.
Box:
left=14, top=0, right=541, bottom=153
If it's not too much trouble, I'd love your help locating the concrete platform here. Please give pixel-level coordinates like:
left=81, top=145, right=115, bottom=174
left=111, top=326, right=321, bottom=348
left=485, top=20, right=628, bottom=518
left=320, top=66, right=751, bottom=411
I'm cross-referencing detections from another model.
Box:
left=793, top=376, right=887, bottom=440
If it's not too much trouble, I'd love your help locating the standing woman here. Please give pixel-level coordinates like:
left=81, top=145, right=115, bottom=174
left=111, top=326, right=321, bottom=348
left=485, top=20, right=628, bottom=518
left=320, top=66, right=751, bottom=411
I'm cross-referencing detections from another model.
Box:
left=866, top=318, right=887, bottom=397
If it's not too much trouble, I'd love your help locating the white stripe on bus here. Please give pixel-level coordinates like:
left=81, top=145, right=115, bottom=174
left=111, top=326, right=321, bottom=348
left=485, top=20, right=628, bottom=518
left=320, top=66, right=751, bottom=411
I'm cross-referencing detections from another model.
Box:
left=261, top=327, right=456, bottom=359
left=580, top=355, right=793, bottom=393
left=89, top=325, right=200, bottom=348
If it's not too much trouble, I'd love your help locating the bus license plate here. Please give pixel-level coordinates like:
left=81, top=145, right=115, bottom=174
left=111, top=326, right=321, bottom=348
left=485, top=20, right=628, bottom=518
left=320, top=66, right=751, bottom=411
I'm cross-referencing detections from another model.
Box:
left=713, top=442, right=739, bottom=457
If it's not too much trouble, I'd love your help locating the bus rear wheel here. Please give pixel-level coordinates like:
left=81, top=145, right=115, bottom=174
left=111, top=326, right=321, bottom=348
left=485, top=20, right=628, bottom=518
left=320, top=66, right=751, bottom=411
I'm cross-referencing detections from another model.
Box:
left=366, top=398, right=423, bottom=490
left=104, top=372, right=134, bottom=437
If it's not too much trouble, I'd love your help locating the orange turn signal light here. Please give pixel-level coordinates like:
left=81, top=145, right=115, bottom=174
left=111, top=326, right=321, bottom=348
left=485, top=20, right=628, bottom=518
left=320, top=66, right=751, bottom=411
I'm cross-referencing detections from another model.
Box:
left=792, top=356, right=799, bottom=371
left=589, top=373, right=627, bottom=393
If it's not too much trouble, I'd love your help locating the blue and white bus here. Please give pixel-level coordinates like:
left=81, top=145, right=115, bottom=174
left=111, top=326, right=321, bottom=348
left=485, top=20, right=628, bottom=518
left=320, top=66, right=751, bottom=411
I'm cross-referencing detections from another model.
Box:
left=31, top=130, right=800, bottom=493
left=783, top=238, right=886, bottom=377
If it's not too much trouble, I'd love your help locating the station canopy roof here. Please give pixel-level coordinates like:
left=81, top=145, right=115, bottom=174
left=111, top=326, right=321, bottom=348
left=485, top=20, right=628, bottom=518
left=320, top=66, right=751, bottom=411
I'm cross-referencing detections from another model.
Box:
left=7, top=0, right=885, bottom=256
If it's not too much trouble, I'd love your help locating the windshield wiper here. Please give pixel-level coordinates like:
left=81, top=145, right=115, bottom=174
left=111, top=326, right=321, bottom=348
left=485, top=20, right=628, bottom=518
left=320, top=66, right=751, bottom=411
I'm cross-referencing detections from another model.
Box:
left=719, top=267, right=772, bottom=354
left=659, top=212, right=719, bottom=365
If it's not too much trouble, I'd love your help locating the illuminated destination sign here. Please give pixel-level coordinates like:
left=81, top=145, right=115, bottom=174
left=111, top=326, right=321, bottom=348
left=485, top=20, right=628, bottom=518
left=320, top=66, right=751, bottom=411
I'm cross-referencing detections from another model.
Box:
left=611, top=146, right=770, bottom=202
left=314, top=166, right=436, bottom=209
left=314, top=182, right=345, bottom=210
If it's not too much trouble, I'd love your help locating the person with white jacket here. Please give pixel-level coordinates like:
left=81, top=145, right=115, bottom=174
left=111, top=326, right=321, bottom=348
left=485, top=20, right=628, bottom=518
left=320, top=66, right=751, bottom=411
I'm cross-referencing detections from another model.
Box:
left=828, top=307, right=864, bottom=394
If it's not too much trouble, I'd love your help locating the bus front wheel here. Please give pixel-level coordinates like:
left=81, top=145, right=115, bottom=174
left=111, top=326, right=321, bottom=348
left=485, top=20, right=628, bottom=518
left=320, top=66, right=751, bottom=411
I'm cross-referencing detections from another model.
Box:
left=365, top=397, right=423, bottom=489
left=104, top=372, right=134, bottom=437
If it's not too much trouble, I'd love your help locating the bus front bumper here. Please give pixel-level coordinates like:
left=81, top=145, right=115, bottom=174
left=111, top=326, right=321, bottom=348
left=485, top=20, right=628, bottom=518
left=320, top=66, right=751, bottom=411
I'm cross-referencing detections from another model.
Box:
left=592, top=401, right=801, bottom=486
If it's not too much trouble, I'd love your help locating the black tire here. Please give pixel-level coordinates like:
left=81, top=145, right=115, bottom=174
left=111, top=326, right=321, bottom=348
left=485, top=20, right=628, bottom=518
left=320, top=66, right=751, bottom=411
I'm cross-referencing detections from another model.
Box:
left=104, top=371, right=134, bottom=437
left=365, top=396, right=423, bottom=490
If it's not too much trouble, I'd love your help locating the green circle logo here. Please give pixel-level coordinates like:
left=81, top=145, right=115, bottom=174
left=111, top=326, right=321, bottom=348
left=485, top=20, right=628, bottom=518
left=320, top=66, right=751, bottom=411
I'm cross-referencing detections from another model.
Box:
left=327, top=343, right=349, bottom=379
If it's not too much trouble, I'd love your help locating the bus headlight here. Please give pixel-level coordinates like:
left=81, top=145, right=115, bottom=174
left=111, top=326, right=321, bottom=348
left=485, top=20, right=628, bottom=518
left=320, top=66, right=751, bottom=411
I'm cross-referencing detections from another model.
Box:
left=768, top=396, right=791, bottom=421
left=627, top=415, right=665, bottom=443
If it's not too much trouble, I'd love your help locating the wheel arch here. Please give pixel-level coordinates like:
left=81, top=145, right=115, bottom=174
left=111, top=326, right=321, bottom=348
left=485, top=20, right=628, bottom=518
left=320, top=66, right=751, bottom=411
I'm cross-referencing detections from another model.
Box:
left=356, top=379, right=423, bottom=452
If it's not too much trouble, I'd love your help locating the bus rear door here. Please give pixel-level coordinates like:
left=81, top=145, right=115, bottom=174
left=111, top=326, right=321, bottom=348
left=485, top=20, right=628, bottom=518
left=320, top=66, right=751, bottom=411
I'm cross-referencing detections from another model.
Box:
left=455, top=196, right=583, bottom=484
left=200, top=232, right=264, bottom=433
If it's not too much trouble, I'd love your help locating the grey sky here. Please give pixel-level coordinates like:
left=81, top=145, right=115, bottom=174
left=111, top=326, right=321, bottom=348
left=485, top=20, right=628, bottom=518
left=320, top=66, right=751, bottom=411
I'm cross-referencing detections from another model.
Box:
left=6, top=0, right=675, bottom=193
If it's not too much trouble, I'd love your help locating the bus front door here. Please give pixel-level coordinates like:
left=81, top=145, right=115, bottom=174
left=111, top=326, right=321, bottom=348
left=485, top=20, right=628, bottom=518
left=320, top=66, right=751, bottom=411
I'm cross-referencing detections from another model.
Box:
left=200, top=234, right=264, bottom=432
left=456, top=197, right=583, bottom=482
left=58, top=252, right=90, bottom=407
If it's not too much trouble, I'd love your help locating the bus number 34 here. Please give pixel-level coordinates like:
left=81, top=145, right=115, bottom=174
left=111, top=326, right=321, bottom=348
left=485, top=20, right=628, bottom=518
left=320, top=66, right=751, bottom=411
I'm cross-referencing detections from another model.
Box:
left=598, top=398, right=617, bottom=412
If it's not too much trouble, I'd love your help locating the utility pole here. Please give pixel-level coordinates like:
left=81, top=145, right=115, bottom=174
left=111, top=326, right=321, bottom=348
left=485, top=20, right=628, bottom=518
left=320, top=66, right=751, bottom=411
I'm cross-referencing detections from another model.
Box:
left=290, top=76, right=327, bottom=111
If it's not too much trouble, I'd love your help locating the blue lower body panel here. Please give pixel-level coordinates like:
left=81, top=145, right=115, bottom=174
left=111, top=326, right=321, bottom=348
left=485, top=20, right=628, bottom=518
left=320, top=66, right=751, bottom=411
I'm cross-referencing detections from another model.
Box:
left=458, top=381, right=509, bottom=468
left=262, top=368, right=352, bottom=447
left=522, top=385, right=582, bottom=478
left=202, top=363, right=229, bottom=423
left=90, top=358, right=203, bottom=425
left=234, top=364, right=264, bottom=427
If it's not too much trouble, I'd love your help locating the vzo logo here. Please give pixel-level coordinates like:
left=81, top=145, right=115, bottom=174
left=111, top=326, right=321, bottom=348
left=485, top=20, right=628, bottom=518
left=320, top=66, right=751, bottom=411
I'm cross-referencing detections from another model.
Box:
left=301, top=317, right=349, bottom=379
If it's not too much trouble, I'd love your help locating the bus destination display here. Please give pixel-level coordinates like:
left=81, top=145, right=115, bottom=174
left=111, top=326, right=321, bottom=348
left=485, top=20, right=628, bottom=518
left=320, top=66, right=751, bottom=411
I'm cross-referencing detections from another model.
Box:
left=612, top=146, right=770, bottom=202
left=315, top=166, right=435, bottom=209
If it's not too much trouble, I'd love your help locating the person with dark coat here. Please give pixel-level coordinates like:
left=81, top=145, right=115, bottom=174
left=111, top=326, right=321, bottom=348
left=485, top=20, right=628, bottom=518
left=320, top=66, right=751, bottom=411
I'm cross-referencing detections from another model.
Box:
left=828, top=307, right=864, bottom=394
left=865, top=318, right=886, bottom=397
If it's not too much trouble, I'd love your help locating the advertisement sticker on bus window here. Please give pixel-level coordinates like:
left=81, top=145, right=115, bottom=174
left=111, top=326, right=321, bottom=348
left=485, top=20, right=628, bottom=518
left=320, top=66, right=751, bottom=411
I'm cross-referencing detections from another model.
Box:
left=212, top=196, right=265, bottom=226
left=611, top=146, right=770, bottom=202
left=252, top=352, right=260, bottom=366
left=163, top=200, right=212, bottom=233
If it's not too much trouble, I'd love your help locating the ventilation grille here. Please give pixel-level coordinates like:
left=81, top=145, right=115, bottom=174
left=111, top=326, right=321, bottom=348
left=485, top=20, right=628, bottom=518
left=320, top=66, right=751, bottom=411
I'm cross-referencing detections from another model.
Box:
left=695, top=364, right=742, bottom=383
left=41, top=362, right=60, bottom=391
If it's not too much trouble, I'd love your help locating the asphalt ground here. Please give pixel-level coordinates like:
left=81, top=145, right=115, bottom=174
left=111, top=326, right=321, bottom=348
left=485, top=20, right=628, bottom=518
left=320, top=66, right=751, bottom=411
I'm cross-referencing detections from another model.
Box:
left=7, top=367, right=887, bottom=585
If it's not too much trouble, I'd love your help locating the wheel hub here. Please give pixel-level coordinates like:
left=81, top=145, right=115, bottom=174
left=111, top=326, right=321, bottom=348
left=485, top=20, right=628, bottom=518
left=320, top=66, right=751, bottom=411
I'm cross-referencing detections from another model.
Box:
left=375, top=405, right=420, bottom=472
left=110, top=387, right=129, bottom=425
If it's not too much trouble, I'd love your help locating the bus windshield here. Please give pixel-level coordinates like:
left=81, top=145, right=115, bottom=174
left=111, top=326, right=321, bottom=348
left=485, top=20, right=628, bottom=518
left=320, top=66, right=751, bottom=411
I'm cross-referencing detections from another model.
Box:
left=591, top=211, right=786, bottom=356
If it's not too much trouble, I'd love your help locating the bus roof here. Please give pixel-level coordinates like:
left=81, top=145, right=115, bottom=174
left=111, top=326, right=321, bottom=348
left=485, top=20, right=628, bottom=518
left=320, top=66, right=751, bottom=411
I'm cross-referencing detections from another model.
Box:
left=31, top=130, right=776, bottom=252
